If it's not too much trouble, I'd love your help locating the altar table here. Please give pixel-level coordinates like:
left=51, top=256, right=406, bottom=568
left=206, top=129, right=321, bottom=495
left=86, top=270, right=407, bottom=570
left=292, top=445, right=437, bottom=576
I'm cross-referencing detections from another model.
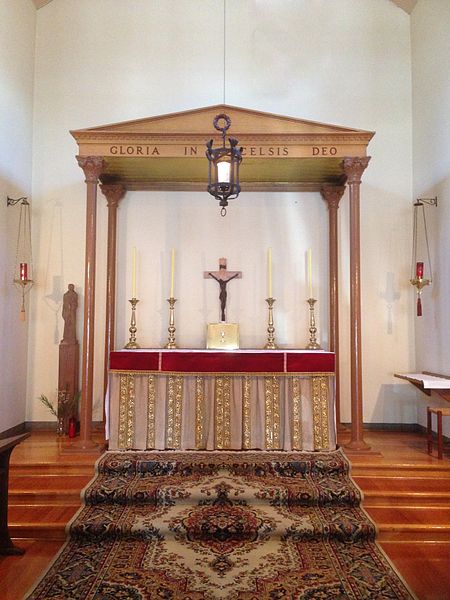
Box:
left=108, top=349, right=336, bottom=452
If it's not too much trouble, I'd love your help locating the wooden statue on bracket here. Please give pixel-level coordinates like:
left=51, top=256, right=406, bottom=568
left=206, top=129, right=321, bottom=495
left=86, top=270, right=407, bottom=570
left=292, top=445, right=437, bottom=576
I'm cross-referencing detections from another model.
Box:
left=58, top=284, right=80, bottom=433
left=204, top=258, right=241, bottom=349
left=61, top=284, right=78, bottom=343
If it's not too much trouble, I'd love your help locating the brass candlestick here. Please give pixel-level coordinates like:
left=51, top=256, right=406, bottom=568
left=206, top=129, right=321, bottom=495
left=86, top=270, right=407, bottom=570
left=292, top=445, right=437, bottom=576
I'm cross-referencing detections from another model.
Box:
left=306, top=297, right=321, bottom=350
left=124, top=298, right=140, bottom=349
left=165, top=297, right=178, bottom=349
left=264, top=297, right=277, bottom=349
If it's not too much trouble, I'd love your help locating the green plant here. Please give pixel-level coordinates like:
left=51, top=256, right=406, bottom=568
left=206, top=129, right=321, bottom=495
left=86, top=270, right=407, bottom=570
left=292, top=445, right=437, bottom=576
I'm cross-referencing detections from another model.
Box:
left=38, top=394, right=58, bottom=417
left=38, top=391, right=80, bottom=419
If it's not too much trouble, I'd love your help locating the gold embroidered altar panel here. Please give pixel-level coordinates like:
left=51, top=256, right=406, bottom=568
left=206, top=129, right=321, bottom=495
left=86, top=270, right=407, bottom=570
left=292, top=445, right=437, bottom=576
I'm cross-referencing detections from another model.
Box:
left=108, top=373, right=335, bottom=452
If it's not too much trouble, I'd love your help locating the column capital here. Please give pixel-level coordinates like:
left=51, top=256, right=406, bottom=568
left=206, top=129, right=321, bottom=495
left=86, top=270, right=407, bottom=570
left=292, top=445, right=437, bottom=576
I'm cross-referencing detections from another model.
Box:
left=342, top=156, right=371, bottom=184
left=320, top=185, right=346, bottom=211
left=100, top=183, right=126, bottom=208
left=76, top=156, right=105, bottom=184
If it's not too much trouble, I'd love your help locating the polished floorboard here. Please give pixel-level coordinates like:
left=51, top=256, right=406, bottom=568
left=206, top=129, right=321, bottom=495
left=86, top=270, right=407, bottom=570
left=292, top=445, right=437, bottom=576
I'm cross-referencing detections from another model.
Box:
left=0, top=429, right=449, bottom=599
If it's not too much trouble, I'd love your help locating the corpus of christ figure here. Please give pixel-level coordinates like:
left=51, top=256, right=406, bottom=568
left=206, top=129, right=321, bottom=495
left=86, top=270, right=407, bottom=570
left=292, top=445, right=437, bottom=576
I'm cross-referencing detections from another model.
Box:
left=204, top=258, right=242, bottom=322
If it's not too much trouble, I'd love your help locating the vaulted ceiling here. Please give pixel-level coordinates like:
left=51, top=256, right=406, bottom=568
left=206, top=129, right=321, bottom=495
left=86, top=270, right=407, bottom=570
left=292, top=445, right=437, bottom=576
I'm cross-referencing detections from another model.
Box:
left=32, top=0, right=418, bottom=14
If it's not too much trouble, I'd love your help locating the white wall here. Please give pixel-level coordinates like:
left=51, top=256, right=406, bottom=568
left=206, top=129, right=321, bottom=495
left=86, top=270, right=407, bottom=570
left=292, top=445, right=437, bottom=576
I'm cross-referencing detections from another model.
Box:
left=411, top=0, right=450, bottom=435
left=0, top=0, right=36, bottom=433
left=27, top=0, right=415, bottom=424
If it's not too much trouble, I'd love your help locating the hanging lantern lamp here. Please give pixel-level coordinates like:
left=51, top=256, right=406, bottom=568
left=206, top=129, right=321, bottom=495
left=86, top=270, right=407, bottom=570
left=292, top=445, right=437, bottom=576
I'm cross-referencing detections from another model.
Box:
left=206, top=114, right=242, bottom=216
left=410, top=197, right=436, bottom=316
left=7, top=196, right=34, bottom=320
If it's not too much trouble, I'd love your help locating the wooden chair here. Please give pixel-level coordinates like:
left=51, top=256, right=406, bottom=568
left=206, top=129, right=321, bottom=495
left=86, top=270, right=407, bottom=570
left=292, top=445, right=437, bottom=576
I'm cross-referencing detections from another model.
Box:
left=427, top=406, right=450, bottom=459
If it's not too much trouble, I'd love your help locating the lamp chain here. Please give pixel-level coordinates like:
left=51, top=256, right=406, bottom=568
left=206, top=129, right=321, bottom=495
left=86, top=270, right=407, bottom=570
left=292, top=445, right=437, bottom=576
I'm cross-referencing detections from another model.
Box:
left=223, top=0, right=226, bottom=104
left=421, top=205, right=433, bottom=280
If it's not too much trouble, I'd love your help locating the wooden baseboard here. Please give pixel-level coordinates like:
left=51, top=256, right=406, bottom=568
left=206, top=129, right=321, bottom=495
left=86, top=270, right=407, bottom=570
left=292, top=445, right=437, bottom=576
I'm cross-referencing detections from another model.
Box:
left=25, top=421, right=104, bottom=432
left=342, top=422, right=422, bottom=432
left=341, top=422, right=450, bottom=443
left=0, top=423, right=28, bottom=440
left=0, top=422, right=104, bottom=437
left=3, top=421, right=448, bottom=442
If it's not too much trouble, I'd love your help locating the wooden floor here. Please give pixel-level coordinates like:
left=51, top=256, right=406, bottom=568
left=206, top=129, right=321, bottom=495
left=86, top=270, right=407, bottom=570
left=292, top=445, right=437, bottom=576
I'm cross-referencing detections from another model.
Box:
left=1, top=429, right=449, bottom=600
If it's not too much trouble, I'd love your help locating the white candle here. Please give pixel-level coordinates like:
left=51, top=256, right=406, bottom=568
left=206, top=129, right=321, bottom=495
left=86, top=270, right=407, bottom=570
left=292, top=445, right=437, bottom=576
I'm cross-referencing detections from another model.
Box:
left=217, top=161, right=231, bottom=183
left=307, top=248, right=313, bottom=298
left=132, top=247, right=137, bottom=298
left=268, top=248, right=273, bottom=297
left=170, top=248, right=175, bottom=297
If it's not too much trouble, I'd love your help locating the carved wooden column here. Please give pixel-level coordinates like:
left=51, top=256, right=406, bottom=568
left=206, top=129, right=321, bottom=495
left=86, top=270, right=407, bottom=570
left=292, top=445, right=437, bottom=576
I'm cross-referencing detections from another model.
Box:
left=321, top=185, right=345, bottom=429
left=75, top=156, right=105, bottom=450
left=342, top=157, right=371, bottom=451
left=100, top=184, right=126, bottom=405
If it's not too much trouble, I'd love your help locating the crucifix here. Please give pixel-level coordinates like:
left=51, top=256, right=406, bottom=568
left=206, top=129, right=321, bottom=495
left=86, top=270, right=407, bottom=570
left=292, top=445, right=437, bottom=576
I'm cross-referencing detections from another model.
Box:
left=204, top=258, right=242, bottom=322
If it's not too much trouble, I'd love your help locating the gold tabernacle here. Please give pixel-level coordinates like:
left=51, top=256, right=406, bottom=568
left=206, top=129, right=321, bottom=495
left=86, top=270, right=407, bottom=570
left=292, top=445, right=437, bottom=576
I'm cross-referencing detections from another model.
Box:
left=206, top=323, right=239, bottom=350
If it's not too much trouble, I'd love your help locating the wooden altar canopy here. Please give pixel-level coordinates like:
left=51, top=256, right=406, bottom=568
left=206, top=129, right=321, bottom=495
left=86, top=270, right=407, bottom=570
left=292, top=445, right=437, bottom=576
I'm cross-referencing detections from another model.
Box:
left=70, top=104, right=374, bottom=451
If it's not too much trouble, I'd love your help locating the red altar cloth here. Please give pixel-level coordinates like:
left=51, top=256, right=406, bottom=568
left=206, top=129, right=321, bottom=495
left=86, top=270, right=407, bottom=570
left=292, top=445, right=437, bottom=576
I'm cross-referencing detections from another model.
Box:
left=110, top=349, right=335, bottom=374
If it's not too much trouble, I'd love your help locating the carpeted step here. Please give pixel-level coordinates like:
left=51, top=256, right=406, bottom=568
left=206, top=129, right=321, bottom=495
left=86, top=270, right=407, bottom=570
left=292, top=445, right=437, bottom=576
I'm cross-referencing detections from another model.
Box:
left=82, top=472, right=362, bottom=508
left=67, top=451, right=377, bottom=545
left=96, top=451, right=352, bottom=477
left=24, top=450, right=415, bottom=600
left=84, top=451, right=362, bottom=510
left=68, top=501, right=376, bottom=543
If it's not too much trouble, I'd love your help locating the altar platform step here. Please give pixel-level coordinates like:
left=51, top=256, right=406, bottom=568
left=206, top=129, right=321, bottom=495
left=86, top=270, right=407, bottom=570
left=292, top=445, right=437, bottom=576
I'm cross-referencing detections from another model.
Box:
left=366, top=506, right=450, bottom=542
left=9, top=487, right=84, bottom=505
left=350, top=462, right=450, bottom=479
left=10, top=461, right=96, bottom=477
left=344, top=432, right=450, bottom=544
left=353, top=474, right=450, bottom=495
left=361, top=489, right=450, bottom=507
left=7, top=432, right=103, bottom=542
left=3, top=430, right=450, bottom=600
left=9, top=473, right=93, bottom=501
left=8, top=505, right=80, bottom=541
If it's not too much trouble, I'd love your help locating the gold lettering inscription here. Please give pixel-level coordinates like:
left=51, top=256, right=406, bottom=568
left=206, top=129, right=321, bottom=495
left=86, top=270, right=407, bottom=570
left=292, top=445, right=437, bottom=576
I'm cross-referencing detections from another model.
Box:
left=312, top=146, right=337, bottom=156
left=109, top=145, right=160, bottom=156
left=184, top=146, right=198, bottom=155
left=108, top=144, right=309, bottom=158
left=241, top=146, right=289, bottom=157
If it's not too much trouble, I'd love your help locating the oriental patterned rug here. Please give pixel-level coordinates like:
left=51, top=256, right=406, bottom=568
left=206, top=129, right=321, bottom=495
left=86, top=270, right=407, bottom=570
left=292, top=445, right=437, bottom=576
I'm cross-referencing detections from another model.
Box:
left=26, top=450, right=414, bottom=599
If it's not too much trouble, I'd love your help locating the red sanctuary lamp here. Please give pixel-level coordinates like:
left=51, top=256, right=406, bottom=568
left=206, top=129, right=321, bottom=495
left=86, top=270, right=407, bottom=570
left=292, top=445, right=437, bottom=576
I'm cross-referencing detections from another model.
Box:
left=416, top=261, right=424, bottom=279
left=410, top=261, right=429, bottom=316
left=20, top=262, right=28, bottom=281
left=7, top=197, right=34, bottom=320
left=410, top=198, right=436, bottom=317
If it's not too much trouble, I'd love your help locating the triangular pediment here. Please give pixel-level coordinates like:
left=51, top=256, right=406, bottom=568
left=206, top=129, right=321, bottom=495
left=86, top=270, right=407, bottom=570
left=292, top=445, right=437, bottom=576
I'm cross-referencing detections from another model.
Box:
left=71, top=104, right=374, bottom=139
left=71, top=105, right=374, bottom=193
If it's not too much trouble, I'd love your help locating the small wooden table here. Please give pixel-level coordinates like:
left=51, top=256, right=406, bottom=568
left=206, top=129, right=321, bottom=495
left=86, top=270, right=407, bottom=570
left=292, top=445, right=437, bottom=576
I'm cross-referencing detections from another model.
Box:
left=0, top=433, right=30, bottom=555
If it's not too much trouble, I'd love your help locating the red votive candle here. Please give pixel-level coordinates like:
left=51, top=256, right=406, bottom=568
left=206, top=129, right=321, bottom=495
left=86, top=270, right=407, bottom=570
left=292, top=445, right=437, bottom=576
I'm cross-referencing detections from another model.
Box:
left=68, top=418, right=76, bottom=439
left=416, top=262, right=424, bottom=279
left=19, top=262, right=28, bottom=281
